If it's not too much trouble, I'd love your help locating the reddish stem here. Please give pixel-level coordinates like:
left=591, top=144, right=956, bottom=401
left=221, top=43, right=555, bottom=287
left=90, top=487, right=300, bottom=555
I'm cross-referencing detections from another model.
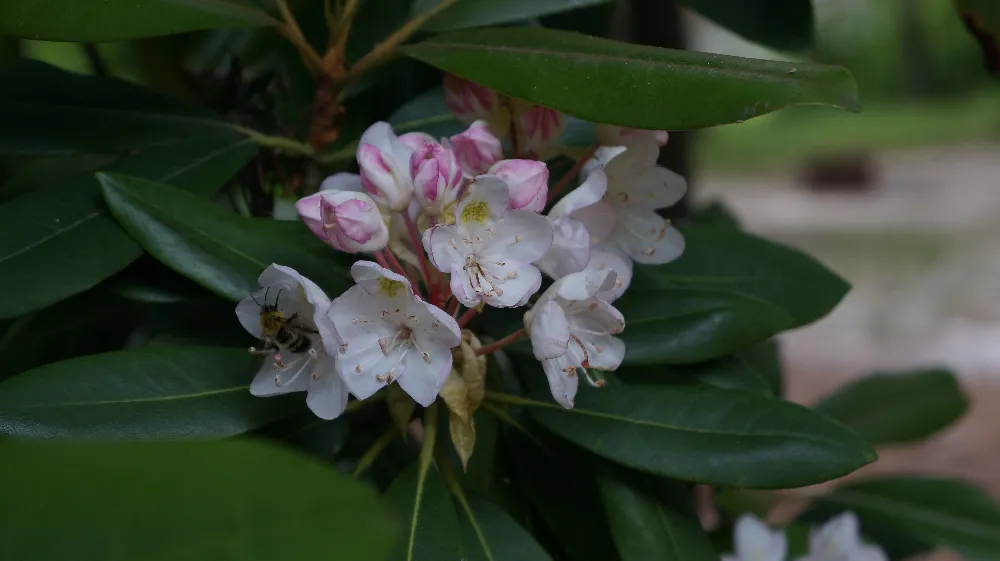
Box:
left=382, top=248, right=421, bottom=295
left=457, top=307, right=479, bottom=328
left=374, top=249, right=392, bottom=271
left=547, top=142, right=599, bottom=204
left=475, top=328, right=527, bottom=356
left=447, top=298, right=460, bottom=317
left=403, top=213, right=434, bottom=295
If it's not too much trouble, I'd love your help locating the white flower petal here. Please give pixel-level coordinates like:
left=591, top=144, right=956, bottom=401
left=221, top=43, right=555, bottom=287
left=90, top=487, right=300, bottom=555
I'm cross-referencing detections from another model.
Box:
left=397, top=340, right=453, bottom=407
left=424, top=224, right=467, bottom=273
left=250, top=354, right=312, bottom=396
left=624, top=165, right=687, bottom=209
left=734, top=514, right=787, bottom=561
left=529, top=300, right=570, bottom=360
left=570, top=200, right=616, bottom=244
left=479, top=210, right=552, bottom=264
left=417, top=299, right=463, bottom=349
left=337, top=340, right=403, bottom=400
left=351, top=260, right=413, bottom=300
left=579, top=333, right=625, bottom=371
left=542, top=354, right=580, bottom=409
left=479, top=261, right=541, bottom=308
left=327, top=285, right=395, bottom=350
left=550, top=167, right=607, bottom=218
left=235, top=295, right=263, bottom=339
left=613, top=209, right=685, bottom=265
left=537, top=216, right=592, bottom=279
left=306, top=358, right=349, bottom=420
left=458, top=175, right=511, bottom=224
left=319, top=172, right=364, bottom=193
left=551, top=268, right=616, bottom=301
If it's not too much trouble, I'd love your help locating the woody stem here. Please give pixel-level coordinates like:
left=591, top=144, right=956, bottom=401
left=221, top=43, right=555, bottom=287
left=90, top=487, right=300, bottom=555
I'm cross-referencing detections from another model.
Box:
left=475, top=328, right=526, bottom=356
left=547, top=142, right=599, bottom=204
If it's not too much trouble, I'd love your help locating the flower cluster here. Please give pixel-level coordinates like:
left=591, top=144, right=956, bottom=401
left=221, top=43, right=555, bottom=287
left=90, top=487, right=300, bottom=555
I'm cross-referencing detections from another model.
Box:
left=725, top=513, right=887, bottom=561
left=236, top=74, right=686, bottom=420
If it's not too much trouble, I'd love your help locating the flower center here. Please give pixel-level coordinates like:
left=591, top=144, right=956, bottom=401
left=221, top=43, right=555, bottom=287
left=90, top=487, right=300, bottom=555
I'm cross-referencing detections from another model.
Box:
left=464, top=255, right=504, bottom=298
left=460, top=200, right=490, bottom=224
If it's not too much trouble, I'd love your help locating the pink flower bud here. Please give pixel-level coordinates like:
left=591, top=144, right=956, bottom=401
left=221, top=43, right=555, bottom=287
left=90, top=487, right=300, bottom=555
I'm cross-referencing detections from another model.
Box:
left=444, top=74, right=499, bottom=125
left=410, top=141, right=463, bottom=216
left=596, top=124, right=668, bottom=148
left=356, top=122, right=414, bottom=212
left=450, top=121, right=503, bottom=177
left=296, top=190, right=388, bottom=253
left=489, top=159, right=549, bottom=212
left=398, top=131, right=436, bottom=152
left=514, top=103, right=564, bottom=157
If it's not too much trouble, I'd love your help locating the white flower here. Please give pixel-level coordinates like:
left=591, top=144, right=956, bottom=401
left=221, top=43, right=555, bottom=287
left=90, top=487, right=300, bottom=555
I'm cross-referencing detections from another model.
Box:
left=357, top=121, right=415, bottom=212
left=596, top=124, right=669, bottom=148
left=327, top=261, right=462, bottom=406
left=423, top=176, right=552, bottom=308
left=235, top=265, right=349, bottom=420
left=537, top=167, right=610, bottom=279
left=723, top=514, right=787, bottom=561
left=584, top=139, right=686, bottom=264
left=581, top=246, right=632, bottom=302
left=523, top=267, right=625, bottom=408
left=796, top=513, right=887, bottom=561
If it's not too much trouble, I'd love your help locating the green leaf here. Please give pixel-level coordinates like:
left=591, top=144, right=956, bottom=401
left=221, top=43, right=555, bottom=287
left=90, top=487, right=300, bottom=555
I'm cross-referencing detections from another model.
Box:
left=0, top=133, right=256, bottom=319
left=0, top=0, right=277, bottom=42
left=679, top=0, right=814, bottom=52
left=616, top=350, right=775, bottom=397
left=631, top=226, right=851, bottom=329
left=814, top=368, right=968, bottom=446
left=456, top=495, right=553, bottom=561
left=0, top=60, right=237, bottom=155
left=386, top=461, right=466, bottom=561
left=0, top=439, right=395, bottom=561
left=736, top=340, right=783, bottom=396
left=596, top=467, right=717, bottom=561
left=401, top=28, right=860, bottom=130
left=805, top=476, right=1000, bottom=560
left=415, top=0, right=613, bottom=32
left=0, top=346, right=299, bottom=439
left=955, top=0, right=1000, bottom=75
left=389, top=87, right=464, bottom=140
left=516, top=380, right=876, bottom=489
left=616, top=287, right=792, bottom=365
left=98, top=173, right=353, bottom=302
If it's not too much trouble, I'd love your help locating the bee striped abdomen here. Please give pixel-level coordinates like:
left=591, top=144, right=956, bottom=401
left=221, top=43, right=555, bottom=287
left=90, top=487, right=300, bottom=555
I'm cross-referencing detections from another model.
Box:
left=277, top=327, right=312, bottom=353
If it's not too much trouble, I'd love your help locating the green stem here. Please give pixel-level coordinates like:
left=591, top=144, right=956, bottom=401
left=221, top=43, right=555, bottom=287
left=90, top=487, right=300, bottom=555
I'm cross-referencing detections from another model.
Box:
left=352, top=426, right=398, bottom=476
left=230, top=125, right=316, bottom=156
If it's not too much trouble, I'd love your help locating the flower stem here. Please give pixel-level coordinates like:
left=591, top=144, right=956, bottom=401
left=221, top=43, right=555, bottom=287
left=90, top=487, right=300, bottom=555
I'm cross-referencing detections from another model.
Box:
left=547, top=142, right=599, bottom=204
left=456, top=307, right=478, bottom=328
left=402, top=213, right=434, bottom=296
left=352, top=426, right=397, bottom=476
left=229, top=124, right=316, bottom=156
left=475, top=328, right=526, bottom=356
left=275, top=0, right=325, bottom=73
left=448, top=298, right=460, bottom=318
left=373, top=248, right=393, bottom=272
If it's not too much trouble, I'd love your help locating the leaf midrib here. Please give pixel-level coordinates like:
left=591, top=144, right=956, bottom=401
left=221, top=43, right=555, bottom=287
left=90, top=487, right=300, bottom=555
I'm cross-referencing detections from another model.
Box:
left=9, top=386, right=249, bottom=409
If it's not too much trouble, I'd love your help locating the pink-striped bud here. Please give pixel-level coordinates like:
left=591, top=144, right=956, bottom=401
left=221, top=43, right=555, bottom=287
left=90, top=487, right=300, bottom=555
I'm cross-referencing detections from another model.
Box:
left=296, top=189, right=388, bottom=253
left=357, top=122, right=414, bottom=212
left=410, top=141, right=463, bottom=216
left=514, top=103, right=564, bottom=157
left=489, top=159, right=549, bottom=212
left=596, top=124, right=668, bottom=148
left=444, top=74, right=499, bottom=125
left=450, top=121, right=503, bottom=177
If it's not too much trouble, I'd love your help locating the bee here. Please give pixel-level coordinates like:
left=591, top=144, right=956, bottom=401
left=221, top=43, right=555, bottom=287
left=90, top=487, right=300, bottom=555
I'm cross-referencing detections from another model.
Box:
left=248, top=287, right=318, bottom=357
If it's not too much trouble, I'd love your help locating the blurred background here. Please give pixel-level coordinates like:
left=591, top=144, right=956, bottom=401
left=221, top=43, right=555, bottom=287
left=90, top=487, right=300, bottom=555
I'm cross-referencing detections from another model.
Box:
left=6, top=1, right=998, bottom=557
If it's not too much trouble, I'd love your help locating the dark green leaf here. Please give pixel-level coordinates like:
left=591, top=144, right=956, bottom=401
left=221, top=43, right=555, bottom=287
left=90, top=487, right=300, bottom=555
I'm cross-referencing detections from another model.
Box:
left=386, top=461, right=466, bottom=561
left=520, top=379, right=875, bottom=488
left=347, top=0, right=413, bottom=63
left=539, top=2, right=617, bottom=37
left=631, top=226, right=851, bottom=329
left=389, top=87, right=464, bottom=139
left=0, top=60, right=237, bottom=155
left=687, top=200, right=742, bottom=229
left=257, top=410, right=350, bottom=463
left=456, top=495, right=553, bottom=561
left=814, top=368, right=968, bottom=446
left=0, top=133, right=256, bottom=319
left=415, top=0, right=613, bottom=32
left=0, top=439, right=394, bottom=561
left=616, top=287, right=792, bottom=365
left=596, top=467, right=716, bottom=561
left=679, top=0, right=814, bottom=52
left=460, top=408, right=499, bottom=496
left=804, top=476, right=1000, bottom=560
left=736, top=340, right=783, bottom=396
left=98, top=173, right=353, bottom=302
left=401, top=28, right=859, bottom=130
left=0, top=0, right=277, bottom=42
left=0, top=346, right=299, bottom=439
left=616, top=350, right=776, bottom=397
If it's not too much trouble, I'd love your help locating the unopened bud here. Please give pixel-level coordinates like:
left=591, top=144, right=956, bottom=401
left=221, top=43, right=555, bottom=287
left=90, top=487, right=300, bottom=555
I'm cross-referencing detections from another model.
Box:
left=296, top=189, right=388, bottom=253
left=450, top=121, right=503, bottom=177
left=357, top=122, right=414, bottom=212
left=410, top=141, right=462, bottom=216
left=513, top=101, right=565, bottom=157
left=489, top=159, right=549, bottom=212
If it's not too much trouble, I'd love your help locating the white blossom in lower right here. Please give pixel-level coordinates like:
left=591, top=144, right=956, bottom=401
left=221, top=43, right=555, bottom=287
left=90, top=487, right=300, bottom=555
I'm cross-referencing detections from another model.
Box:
left=796, top=512, right=887, bottom=561
left=523, top=267, right=625, bottom=408
left=723, top=514, right=787, bottom=561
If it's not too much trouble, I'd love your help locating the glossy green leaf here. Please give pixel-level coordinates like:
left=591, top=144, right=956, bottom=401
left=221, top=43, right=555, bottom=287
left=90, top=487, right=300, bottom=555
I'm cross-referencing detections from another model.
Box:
left=814, top=368, right=968, bottom=446
left=389, top=87, right=464, bottom=140
left=401, top=28, right=859, bottom=130
left=415, top=0, right=612, bottom=32
left=616, top=287, right=792, bottom=365
left=456, top=495, right=553, bottom=561
left=955, top=0, right=1000, bottom=74
left=596, top=467, right=716, bottom=561
left=99, top=173, right=353, bottom=302
left=0, top=439, right=394, bottom=561
left=679, top=0, right=814, bottom=52
left=0, top=134, right=256, bottom=319
left=0, top=346, right=299, bottom=439
left=616, top=351, right=775, bottom=397
left=0, top=60, right=237, bottom=155
left=631, top=226, right=851, bottom=329
left=806, top=476, right=1000, bottom=560
left=0, top=0, right=277, bottom=42
left=386, top=461, right=466, bottom=561
left=737, top=340, right=783, bottom=396
left=517, top=380, right=876, bottom=488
